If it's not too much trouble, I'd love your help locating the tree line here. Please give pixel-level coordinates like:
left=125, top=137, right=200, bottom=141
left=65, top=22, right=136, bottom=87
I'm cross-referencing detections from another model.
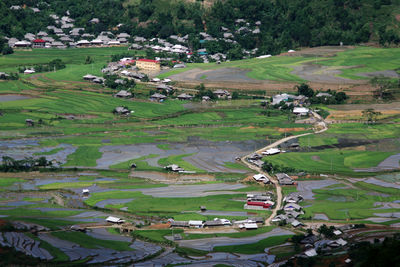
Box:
left=0, top=0, right=399, bottom=56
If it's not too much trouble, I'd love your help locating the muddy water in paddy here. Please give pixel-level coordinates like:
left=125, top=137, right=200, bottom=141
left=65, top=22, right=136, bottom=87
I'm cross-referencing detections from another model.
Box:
left=0, top=94, right=32, bottom=102
left=98, top=139, right=267, bottom=172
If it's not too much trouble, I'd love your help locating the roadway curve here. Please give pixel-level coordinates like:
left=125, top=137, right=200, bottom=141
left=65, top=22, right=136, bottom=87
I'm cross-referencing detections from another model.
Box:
left=241, top=111, right=328, bottom=226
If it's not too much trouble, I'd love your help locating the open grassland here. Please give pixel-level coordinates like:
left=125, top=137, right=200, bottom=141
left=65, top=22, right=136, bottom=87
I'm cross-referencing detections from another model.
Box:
left=85, top=190, right=249, bottom=218
left=183, top=226, right=274, bottom=240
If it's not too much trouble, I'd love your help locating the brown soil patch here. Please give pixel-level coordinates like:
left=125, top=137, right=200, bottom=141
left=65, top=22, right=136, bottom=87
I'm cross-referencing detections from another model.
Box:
left=0, top=219, right=7, bottom=227
left=240, top=126, right=256, bottom=130
left=278, top=46, right=355, bottom=57
left=351, top=145, right=367, bottom=151
left=147, top=223, right=170, bottom=229
left=396, top=14, right=400, bottom=22
left=327, top=109, right=400, bottom=120
left=277, top=127, right=306, bottom=132
left=311, top=156, right=321, bottom=161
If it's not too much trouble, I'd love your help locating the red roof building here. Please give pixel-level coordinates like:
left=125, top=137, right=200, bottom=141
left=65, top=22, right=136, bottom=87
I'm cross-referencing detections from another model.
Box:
left=32, top=39, right=46, bottom=48
left=33, top=39, right=46, bottom=43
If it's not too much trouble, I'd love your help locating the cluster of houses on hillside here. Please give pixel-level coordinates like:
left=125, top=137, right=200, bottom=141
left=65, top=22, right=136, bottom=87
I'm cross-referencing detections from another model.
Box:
left=5, top=7, right=275, bottom=63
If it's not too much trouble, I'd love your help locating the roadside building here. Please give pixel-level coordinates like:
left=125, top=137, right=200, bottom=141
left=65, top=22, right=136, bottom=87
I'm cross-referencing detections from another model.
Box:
left=262, top=148, right=280, bottom=156
left=293, top=107, right=309, bottom=116
left=106, top=216, right=125, bottom=224
left=276, top=173, right=295, bottom=185
left=170, top=221, right=189, bottom=228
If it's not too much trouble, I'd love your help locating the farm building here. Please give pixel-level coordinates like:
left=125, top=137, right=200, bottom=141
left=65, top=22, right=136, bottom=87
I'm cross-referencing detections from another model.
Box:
left=262, top=148, right=280, bottom=155
left=106, top=216, right=125, bottom=224
left=177, top=93, right=193, bottom=101
left=188, top=221, right=203, bottom=228
left=115, top=90, right=132, bottom=98
left=253, top=174, right=269, bottom=183
left=14, top=40, right=31, bottom=48
left=293, top=107, right=309, bottom=115
left=284, top=203, right=302, bottom=211
left=276, top=173, right=295, bottom=185
left=150, top=93, right=167, bottom=102
left=283, top=192, right=303, bottom=203
left=170, top=221, right=189, bottom=228
left=164, top=164, right=184, bottom=172
left=213, top=89, right=230, bottom=98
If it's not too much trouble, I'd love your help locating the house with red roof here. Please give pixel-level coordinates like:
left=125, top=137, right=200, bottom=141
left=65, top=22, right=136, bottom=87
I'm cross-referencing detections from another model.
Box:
left=32, top=39, right=46, bottom=48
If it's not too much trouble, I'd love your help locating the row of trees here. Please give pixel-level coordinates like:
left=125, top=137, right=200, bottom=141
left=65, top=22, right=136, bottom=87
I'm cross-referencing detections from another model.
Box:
left=0, top=156, right=53, bottom=172
left=17, top=59, right=66, bottom=73
left=296, top=83, right=348, bottom=104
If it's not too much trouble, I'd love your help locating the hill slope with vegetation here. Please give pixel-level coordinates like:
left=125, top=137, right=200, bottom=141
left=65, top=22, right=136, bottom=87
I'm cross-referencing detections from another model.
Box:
left=0, top=0, right=399, bottom=54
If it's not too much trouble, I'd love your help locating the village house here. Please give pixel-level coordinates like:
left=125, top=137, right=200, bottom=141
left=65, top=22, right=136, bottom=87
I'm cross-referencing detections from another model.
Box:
left=32, top=39, right=46, bottom=48
left=284, top=203, right=302, bottom=212
left=276, top=173, right=295, bottom=185
left=283, top=192, right=303, bottom=203
left=24, top=69, right=35, bottom=74
left=83, top=74, right=97, bottom=81
left=51, top=41, right=66, bottom=49
left=177, top=93, right=193, bottom=101
left=164, top=164, right=184, bottom=172
left=106, top=216, right=125, bottom=224
left=293, top=107, right=310, bottom=116
left=115, top=90, right=132, bottom=98
left=14, top=40, right=31, bottom=48
left=136, top=59, right=160, bottom=71
left=213, top=89, right=231, bottom=99
left=76, top=40, right=91, bottom=47
left=170, top=221, right=189, bottom=228
left=150, top=93, right=167, bottom=102
left=262, top=147, right=281, bottom=156
left=113, top=106, right=130, bottom=115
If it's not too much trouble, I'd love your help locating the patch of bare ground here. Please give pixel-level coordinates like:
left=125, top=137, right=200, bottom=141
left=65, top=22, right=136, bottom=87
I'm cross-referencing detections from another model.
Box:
left=147, top=223, right=170, bottom=229
left=277, top=127, right=306, bottom=133
left=278, top=46, right=355, bottom=57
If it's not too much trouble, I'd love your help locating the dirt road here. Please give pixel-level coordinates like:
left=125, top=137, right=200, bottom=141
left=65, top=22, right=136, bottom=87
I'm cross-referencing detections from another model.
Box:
left=241, top=111, right=328, bottom=226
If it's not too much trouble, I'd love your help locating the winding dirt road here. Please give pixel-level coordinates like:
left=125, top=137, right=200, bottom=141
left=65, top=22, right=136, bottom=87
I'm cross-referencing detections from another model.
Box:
left=241, top=111, right=328, bottom=226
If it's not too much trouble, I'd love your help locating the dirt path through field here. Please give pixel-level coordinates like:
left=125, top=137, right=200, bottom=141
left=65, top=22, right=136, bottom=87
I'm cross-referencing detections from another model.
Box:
left=241, top=111, right=328, bottom=226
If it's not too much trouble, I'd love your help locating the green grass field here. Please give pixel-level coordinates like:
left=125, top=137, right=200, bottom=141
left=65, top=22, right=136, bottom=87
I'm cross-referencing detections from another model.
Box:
left=213, top=235, right=292, bottom=254
left=159, top=46, right=400, bottom=82
left=266, top=149, right=395, bottom=176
